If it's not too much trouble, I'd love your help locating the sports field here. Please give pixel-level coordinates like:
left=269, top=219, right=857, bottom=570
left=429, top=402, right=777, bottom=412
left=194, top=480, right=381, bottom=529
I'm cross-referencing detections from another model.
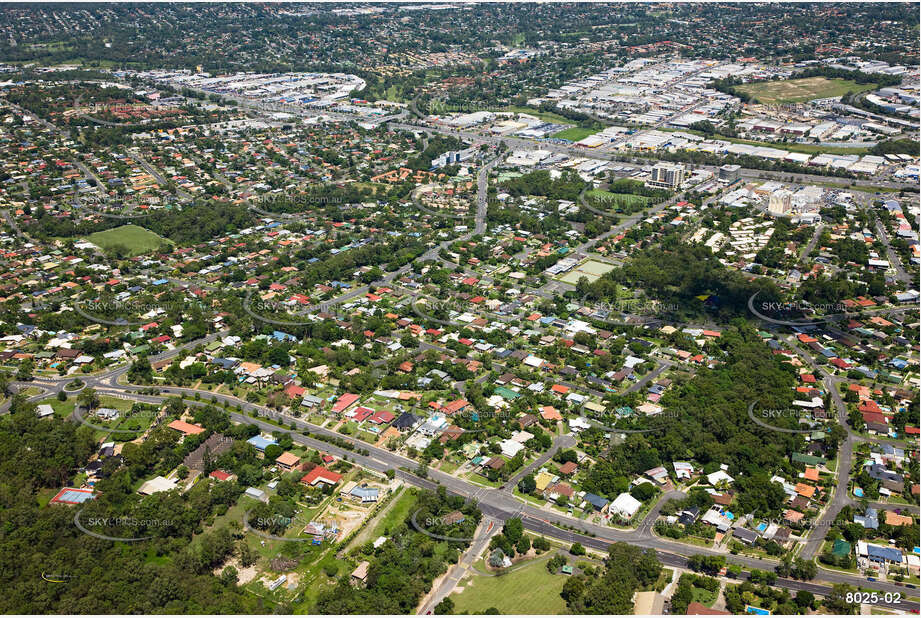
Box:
left=86, top=224, right=171, bottom=256
left=552, top=127, right=598, bottom=142
left=559, top=259, right=616, bottom=284
left=735, top=77, right=877, bottom=104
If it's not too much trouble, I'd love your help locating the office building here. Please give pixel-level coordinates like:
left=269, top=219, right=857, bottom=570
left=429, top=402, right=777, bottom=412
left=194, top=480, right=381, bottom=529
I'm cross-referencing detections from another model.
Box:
left=647, top=162, right=685, bottom=189
left=768, top=189, right=793, bottom=216
left=718, top=164, right=741, bottom=184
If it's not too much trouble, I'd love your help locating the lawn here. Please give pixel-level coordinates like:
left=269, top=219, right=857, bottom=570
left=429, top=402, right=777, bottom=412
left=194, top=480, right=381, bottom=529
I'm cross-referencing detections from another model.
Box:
left=86, top=224, right=171, bottom=257
left=585, top=188, right=650, bottom=212
left=367, top=487, right=416, bottom=539
left=450, top=555, right=569, bottom=614
left=492, top=105, right=573, bottom=125
left=691, top=585, right=718, bottom=606
left=45, top=397, right=76, bottom=418
left=735, top=77, right=877, bottom=104
left=552, top=127, right=598, bottom=142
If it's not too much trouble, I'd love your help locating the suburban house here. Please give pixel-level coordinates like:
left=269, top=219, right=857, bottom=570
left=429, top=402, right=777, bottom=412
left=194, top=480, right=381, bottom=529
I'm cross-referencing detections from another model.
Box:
left=301, top=466, right=343, bottom=487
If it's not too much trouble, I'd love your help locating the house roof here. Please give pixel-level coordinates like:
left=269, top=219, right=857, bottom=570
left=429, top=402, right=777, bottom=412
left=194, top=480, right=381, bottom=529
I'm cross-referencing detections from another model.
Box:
left=583, top=492, right=608, bottom=508
left=167, top=419, right=206, bottom=436
left=331, top=393, right=360, bottom=413
left=276, top=452, right=300, bottom=467
left=301, top=466, right=343, bottom=486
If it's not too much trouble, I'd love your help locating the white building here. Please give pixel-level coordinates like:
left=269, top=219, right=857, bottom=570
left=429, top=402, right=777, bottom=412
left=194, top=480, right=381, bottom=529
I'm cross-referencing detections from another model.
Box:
left=610, top=492, right=643, bottom=519
left=768, top=189, right=793, bottom=216
left=647, top=162, right=685, bottom=189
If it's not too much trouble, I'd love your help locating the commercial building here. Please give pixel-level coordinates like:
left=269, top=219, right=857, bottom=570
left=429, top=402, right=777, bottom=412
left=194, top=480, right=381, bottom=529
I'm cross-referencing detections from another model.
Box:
left=768, top=189, right=793, bottom=216
left=647, top=162, right=685, bottom=189
left=718, top=164, right=741, bottom=184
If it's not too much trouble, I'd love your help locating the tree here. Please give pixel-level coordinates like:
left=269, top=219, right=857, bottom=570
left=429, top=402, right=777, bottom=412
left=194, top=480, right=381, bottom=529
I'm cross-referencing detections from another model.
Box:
left=570, top=542, right=586, bottom=556
left=532, top=537, right=551, bottom=552
left=687, top=554, right=725, bottom=575
left=824, top=584, right=859, bottom=615
left=515, top=535, right=531, bottom=556
left=795, top=590, right=815, bottom=609
left=434, top=598, right=454, bottom=614
left=220, top=565, right=238, bottom=586
left=561, top=576, right=586, bottom=603
left=502, top=517, right=523, bottom=543
left=263, top=443, right=283, bottom=460
left=78, top=387, right=99, bottom=410
left=518, top=474, right=536, bottom=494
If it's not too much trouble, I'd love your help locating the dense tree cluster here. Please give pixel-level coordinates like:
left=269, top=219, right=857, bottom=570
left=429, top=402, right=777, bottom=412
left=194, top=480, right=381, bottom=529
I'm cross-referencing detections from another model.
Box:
left=314, top=487, right=479, bottom=613
left=562, top=542, right=662, bottom=614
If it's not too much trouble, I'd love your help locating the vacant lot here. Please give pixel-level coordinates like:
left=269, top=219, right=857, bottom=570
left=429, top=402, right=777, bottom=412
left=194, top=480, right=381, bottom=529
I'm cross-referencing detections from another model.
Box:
left=449, top=554, right=568, bottom=614
left=586, top=188, right=650, bottom=211
left=735, top=77, right=876, bottom=104
left=86, top=224, right=170, bottom=256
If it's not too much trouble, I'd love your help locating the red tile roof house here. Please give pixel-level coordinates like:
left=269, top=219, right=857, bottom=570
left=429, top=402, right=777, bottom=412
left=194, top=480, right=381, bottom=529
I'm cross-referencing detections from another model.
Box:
left=301, top=466, right=343, bottom=487
left=347, top=406, right=374, bottom=423
left=442, top=399, right=470, bottom=416
left=284, top=383, right=306, bottom=399
left=369, top=410, right=395, bottom=424
left=331, top=393, right=360, bottom=415
left=167, top=419, right=206, bottom=437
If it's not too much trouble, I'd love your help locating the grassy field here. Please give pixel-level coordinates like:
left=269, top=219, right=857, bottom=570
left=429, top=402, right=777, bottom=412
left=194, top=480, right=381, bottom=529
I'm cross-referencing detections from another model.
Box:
left=492, top=105, right=574, bottom=125
left=449, top=554, right=569, bottom=614
left=552, top=127, right=598, bottom=142
left=585, top=188, right=650, bottom=211
left=691, top=585, right=718, bottom=606
left=736, top=77, right=877, bottom=104
left=86, top=224, right=171, bottom=257
left=367, top=487, right=417, bottom=539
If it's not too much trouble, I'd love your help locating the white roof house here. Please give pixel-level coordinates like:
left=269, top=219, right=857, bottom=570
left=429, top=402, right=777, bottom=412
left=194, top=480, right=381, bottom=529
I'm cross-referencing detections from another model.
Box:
left=706, top=470, right=735, bottom=486
left=673, top=461, right=694, bottom=479
left=138, top=476, right=178, bottom=495
left=610, top=492, right=642, bottom=519
left=499, top=439, right=525, bottom=458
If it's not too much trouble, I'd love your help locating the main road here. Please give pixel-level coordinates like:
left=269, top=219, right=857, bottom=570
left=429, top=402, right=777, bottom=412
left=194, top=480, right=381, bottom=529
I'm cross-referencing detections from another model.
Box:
left=6, top=358, right=915, bottom=610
